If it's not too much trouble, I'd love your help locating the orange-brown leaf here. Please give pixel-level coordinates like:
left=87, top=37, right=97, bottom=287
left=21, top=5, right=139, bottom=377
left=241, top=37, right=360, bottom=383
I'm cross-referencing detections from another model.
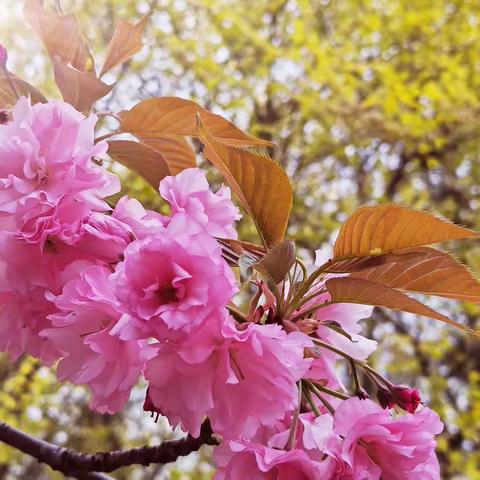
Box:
left=322, top=252, right=421, bottom=274
left=141, top=137, right=196, bottom=175
left=199, top=118, right=292, bottom=247
left=100, top=16, right=148, bottom=76
left=352, top=247, right=480, bottom=303
left=325, top=277, right=479, bottom=336
left=53, top=58, right=113, bottom=112
left=24, top=0, right=90, bottom=71
left=107, top=140, right=170, bottom=189
left=0, top=73, right=46, bottom=108
left=333, top=204, right=479, bottom=258
left=119, top=97, right=273, bottom=147
left=255, top=240, right=295, bottom=283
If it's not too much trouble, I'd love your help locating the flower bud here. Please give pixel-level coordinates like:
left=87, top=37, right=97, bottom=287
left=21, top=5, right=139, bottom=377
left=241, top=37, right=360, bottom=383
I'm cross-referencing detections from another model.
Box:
left=0, top=110, right=10, bottom=124
left=377, top=387, right=395, bottom=410
left=391, top=385, right=422, bottom=413
left=378, top=385, right=421, bottom=413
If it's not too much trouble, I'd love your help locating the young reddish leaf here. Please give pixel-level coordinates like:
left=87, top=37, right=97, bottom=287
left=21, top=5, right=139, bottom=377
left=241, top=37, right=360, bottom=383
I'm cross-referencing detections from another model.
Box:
left=24, top=0, right=90, bottom=71
left=255, top=240, right=295, bottom=283
left=100, top=16, right=149, bottom=77
left=53, top=58, right=113, bottom=112
left=107, top=140, right=170, bottom=189
left=325, top=277, right=479, bottom=336
left=0, top=73, right=46, bottom=108
left=141, top=137, right=196, bottom=174
left=119, top=97, right=273, bottom=147
left=199, top=118, right=292, bottom=247
left=351, top=247, right=480, bottom=303
left=333, top=204, right=479, bottom=258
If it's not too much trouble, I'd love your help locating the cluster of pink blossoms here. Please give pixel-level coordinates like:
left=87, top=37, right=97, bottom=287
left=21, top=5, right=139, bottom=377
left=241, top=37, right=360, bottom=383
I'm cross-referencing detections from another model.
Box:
left=0, top=98, right=443, bottom=479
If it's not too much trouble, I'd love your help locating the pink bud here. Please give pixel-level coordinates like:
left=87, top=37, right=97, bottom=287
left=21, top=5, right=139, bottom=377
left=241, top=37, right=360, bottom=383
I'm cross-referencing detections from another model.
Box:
left=391, top=385, right=422, bottom=413
left=0, top=110, right=10, bottom=124
left=0, top=44, right=7, bottom=68
left=378, top=385, right=421, bottom=413
left=377, top=387, right=395, bottom=410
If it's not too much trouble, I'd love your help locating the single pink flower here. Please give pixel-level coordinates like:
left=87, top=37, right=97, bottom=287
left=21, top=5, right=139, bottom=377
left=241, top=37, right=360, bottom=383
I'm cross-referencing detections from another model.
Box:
left=208, top=321, right=312, bottom=440
left=113, top=213, right=237, bottom=340
left=144, top=320, right=220, bottom=436
left=0, top=287, right=61, bottom=365
left=159, top=168, right=241, bottom=238
left=0, top=97, right=119, bottom=217
left=145, top=317, right=311, bottom=439
left=0, top=233, right=63, bottom=292
left=11, top=194, right=91, bottom=246
left=42, top=265, right=156, bottom=414
left=333, top=397, right=443, bottom=480
left=0, top=206, right=131, bottom=293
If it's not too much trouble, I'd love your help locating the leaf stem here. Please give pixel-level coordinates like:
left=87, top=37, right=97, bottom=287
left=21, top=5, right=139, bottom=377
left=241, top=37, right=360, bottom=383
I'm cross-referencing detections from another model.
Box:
left=302, top=383, right=322, bottom=417
left=309, top=381, right=349, bottom=401
left=312, top=338, right=359, bottom=360
left=286, top=382, right=302, bottom=450
left=95, top=131, right=120, bottom=143
left=96, top=111, right=122, bottom=123
left=227, top=304, right=248, bottom=323
left=304, top=381, right=337, bottom=415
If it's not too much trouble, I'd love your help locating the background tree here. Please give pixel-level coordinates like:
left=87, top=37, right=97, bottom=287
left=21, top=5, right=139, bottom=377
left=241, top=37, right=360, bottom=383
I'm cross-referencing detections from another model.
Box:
left=1, top=0, right=479, bottom=478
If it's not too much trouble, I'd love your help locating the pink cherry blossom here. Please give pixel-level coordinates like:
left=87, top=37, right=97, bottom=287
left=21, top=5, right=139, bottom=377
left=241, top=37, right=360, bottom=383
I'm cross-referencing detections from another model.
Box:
left=159, top=168, right=241, bottom=238
left=143, top=321, right=220, bottom=436
left=0, top=233, right=63, bottom=292
left=0, top=208, right=131, bottom=293
left=213, top=440, right=330, bottom=480
left=67, top=211, right=134, bottom=264
left=145, top=317, right=311, bottom=439
left=113, top=213, right=237, bottom=339
left=0, top=287, right=61, bottom=365
left=208, top=321, right=312, bottom=440
left=42, top=265, right=156, bottom=413
left=0, top=97, right=119, bottom=218
left=112, top=195, right=166, bottom=240
left=333, top=397, right=443, bottom=479
left=11, top=195, right=92, bottom=246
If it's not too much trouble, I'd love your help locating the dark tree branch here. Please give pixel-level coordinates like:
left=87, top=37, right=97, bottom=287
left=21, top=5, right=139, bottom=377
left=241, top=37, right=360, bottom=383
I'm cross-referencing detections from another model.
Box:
left=0, top=420, right=216, bottom=477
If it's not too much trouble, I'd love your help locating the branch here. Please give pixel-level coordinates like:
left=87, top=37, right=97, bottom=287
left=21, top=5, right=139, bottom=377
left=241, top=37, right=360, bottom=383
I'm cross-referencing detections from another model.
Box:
left=0, top=420, right=216, bottom=477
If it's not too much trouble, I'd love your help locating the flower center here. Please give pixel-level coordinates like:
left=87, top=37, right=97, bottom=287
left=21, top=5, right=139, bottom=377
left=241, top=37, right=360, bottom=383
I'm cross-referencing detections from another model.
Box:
left=156, top=285, right=178, bottom=304
left=36, top=168, right=49, bottom=185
